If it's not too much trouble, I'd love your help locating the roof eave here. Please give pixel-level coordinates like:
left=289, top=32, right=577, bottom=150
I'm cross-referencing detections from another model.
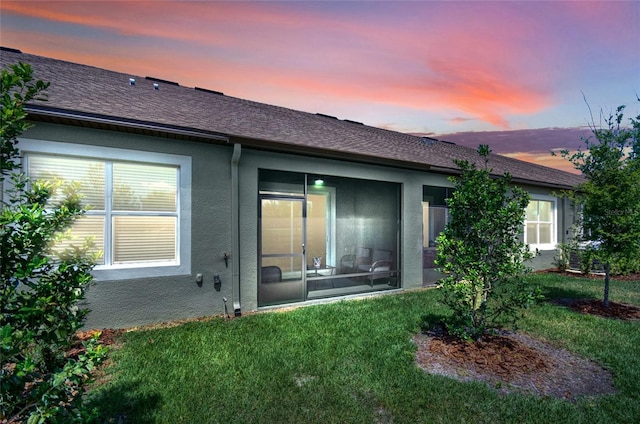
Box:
left=428, top=165, right=581, bottom=191
left=26, top=105, right=432, bottom=172
left=509, top=176, right=579, bottom=191
left=229, top=135, right=432, bottom=172
left=25, top=105, right=230, bottom=144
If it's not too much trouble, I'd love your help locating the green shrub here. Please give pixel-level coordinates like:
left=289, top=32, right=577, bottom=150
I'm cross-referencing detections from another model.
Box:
left=552, top=243, right=571, bottom=272
left=611, top=254, right=640, bottom=275
left=1, top=62, right=107, bottom=423
left=435, top=145, right=540, bottom=341
left=561, top=243, right=638, bottom=276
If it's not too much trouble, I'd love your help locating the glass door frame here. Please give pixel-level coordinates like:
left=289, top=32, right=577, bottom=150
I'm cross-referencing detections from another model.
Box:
left=258, top=190, right=308, bottom=306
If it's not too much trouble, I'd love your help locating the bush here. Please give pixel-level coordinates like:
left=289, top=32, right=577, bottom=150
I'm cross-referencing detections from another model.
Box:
left=611, top=255, right=640, bottom=275
left=435, top=145, right=540, bottom=341
left=553, top=243, right=571, bottom=272
left=1, top=62, right=107, bottom=423
left=559, top=242, right=638, bottom=276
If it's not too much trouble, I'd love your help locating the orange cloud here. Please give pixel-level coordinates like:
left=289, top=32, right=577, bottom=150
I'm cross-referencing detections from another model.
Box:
left=0, top=1, right=347, bottom=49
left=1, top=2, right=164, bottom=38
left=502, top=152, right=581, bottom=174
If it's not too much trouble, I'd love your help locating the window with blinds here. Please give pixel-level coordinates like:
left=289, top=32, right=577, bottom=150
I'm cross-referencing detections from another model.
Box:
left=27, top=154, right=178, bottom=266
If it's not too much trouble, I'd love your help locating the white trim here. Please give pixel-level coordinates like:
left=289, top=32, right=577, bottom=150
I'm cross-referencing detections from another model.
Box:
left=308, top=186, right=337, bottom=266
left=525, top=194, right=557, bottom=251
left=18, top=138, right=192, bottom=280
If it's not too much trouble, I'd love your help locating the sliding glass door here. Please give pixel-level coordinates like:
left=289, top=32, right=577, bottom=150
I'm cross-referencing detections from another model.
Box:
left=258, top=197, right=305, bottom=306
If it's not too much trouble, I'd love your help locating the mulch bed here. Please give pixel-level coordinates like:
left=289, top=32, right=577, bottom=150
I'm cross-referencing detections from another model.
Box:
left=538, top=269, right=640, bottom=320
left=568, top=299, right=640, bottom=320
left=68, top=328, right=124, bottom=359
left=427, top=333, right=548, bottom=378
left=414, top=330, right=617, bottom=400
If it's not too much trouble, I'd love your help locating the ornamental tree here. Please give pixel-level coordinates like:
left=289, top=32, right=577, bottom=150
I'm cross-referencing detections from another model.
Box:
left=1, top=62, right=106, bottom=423
left=436, top=145, right=539, bottom=341
left=557, top=100, right=640, bottom=307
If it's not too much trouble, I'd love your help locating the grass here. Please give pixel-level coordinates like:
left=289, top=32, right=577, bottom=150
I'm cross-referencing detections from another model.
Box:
left=87, top=274, right=640, bottom=423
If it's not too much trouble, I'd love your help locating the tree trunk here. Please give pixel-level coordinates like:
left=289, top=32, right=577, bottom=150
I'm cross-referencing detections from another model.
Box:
left=603, top=262, right=610, bottom=308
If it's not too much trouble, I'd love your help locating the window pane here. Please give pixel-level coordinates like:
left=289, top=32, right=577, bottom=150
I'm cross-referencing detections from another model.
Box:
left=526, top=223, right=537, bottom=244
left=113, top=163, right=177, bottom=211
left=539, top=223, right=552, bottom=244
left=429, top=206, right=448, bottom=247
left=261, top=200, right=303, bottom=260
left=28, top=155, right=105, bottom=209
left=50, top=215, right=105, bottom=265
left=526, top=201, right=538, bottom=221
left=423, top=186, right=449, bottom=206
left=113, top=216, right=176, bottom=263
left=539, top=201, right=552, bottom=222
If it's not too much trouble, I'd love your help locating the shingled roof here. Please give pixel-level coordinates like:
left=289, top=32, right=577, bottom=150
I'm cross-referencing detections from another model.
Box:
left=1, top=48, right=583, bottom=189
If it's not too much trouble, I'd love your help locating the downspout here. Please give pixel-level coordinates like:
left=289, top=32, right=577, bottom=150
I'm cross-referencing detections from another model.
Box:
left=231, top=143, right=242, bottom=316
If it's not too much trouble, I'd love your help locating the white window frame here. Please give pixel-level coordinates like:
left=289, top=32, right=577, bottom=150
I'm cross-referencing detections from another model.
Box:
left=524, top=194, right=557, bottom=251
left=18, top=138, right=191, bottom=281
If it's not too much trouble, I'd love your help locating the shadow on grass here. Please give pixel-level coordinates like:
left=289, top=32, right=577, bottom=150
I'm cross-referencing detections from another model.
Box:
left=539, top=284, right=595, bottom=305
left=418, top=312, right=449, bottom=333
left=86, top=382, right=162, bottom=424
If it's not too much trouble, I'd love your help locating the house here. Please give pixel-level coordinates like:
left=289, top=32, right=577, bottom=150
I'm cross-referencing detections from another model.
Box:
left=1, top=48, right=584, bottom=329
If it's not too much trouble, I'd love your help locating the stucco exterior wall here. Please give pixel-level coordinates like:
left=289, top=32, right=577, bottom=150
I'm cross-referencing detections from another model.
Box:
left=21, top=123, right=235, bottom=329
left=16, top=123, right=572, bottom=329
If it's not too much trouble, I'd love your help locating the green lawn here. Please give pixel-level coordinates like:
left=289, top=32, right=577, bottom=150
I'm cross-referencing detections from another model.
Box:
left=87, top=274, right=640, bottom=423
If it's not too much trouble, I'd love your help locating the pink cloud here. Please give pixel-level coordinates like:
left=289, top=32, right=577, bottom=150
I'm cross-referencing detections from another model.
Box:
left=259, top=4, right=558, bottom=128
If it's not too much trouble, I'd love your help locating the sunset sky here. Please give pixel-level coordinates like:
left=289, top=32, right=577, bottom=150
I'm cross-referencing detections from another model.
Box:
left=1, top=1, right=639, bottom=173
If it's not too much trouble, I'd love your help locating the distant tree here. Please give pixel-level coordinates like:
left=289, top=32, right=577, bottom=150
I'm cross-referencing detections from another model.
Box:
left=557, top=99, right=640, bottom=307
left=436, top=145, right=539, bottom=341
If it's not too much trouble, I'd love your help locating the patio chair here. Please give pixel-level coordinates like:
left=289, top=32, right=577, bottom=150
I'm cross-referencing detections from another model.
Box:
left=339, top=247, right=371, bottom=274
left=358, top=249, right=393, bottom=286
left=261, top=266, right=282, bottom=284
